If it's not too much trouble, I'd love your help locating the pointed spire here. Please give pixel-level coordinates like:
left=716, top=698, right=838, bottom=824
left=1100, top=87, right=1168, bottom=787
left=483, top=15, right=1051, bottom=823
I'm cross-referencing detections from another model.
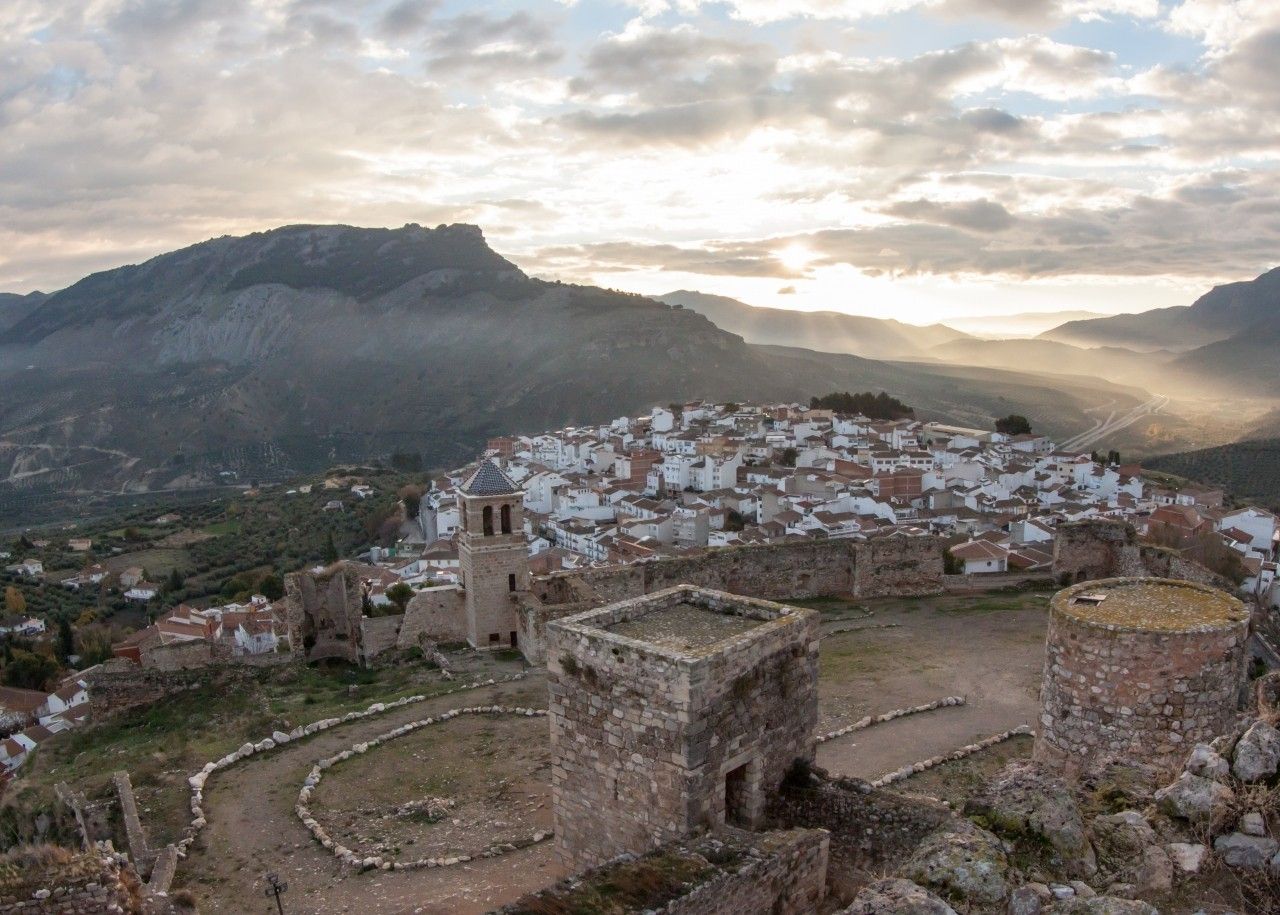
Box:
left=460, top=459, right=520, bottom=496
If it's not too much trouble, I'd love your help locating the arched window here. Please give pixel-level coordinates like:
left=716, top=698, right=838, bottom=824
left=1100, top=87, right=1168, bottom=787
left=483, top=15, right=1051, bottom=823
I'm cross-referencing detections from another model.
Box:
left=500, top=504, right=512, bottom=534
left=482, top=505, right=494, bottom=536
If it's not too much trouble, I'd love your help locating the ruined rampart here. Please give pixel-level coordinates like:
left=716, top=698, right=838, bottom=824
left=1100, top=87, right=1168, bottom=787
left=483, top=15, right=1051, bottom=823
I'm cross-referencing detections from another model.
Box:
left=86, top=660, right=280, bottom=720
left=1052, top=520, right=1226, bottom=588
left=395, top=585, right=466, bottom=650
left=0, top=847, right=143, bottom=914
left=499, top=827, right=829, bottom=915
left=767, top=772, right=954, bottom=875
left=532, top=536, right=944, bottom=607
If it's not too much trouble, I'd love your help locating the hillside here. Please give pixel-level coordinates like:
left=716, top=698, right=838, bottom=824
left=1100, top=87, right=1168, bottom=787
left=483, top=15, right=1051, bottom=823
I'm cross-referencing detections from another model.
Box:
left=0, top=223, right=1145, bottom=523
left=1145, top=439, right=1280, bottom=509
left=658, top=290, right=970, bottom=359
left=1040, top=266, right=1280, bottom=352
left=0, top=292, right=46, bottom=335
left=927, top=337, right=1176, bottom=392
left=941, top=309, right=1104, bottom=338
left=1169, top=321, right=1280, bottom=396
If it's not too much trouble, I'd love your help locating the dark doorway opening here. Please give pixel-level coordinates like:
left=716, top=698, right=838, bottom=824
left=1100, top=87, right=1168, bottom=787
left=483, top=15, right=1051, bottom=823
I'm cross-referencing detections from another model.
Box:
left=509, top=631, right=518, bottom=647
left=725, top=763, right=750, bottom=827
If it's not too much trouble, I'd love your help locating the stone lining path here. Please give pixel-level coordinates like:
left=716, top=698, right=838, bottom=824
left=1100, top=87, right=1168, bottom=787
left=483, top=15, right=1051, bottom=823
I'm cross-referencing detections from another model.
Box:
left=186, top=675, right=559, bottom=915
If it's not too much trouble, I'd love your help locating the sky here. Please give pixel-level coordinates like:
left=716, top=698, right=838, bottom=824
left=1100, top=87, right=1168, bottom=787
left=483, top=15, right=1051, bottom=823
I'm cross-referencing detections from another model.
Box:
left=2, top=0, right=1279, bottom=325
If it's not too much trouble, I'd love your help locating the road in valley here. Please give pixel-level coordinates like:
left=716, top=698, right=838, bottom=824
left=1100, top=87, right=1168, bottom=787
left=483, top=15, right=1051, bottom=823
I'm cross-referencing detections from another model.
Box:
left=1059, top=395, right=1168, bottom=453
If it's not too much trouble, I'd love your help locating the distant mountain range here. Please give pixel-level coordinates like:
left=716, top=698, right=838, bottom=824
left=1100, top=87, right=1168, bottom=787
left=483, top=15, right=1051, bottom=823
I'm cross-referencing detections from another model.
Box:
left=0, top=223, right=1143, bottom=523
left=942, top=310, right=1105, bottom=338
left=658, top=290, right=970, bottom=359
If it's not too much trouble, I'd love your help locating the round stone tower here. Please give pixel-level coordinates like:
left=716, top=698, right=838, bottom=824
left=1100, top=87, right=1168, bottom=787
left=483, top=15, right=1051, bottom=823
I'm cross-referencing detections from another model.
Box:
left=1034, top=577, right=1250, bottom=776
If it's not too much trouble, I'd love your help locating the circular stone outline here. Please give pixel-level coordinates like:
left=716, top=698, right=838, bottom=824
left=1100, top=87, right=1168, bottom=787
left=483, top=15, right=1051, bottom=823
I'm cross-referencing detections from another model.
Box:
left=296, top=704, right=552, bottom=872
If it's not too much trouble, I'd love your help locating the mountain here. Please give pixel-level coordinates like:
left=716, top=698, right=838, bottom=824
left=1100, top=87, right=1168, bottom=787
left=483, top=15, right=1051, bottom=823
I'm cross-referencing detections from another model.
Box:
left=941, top=310, right=1105, bottom=339
left=0, top=223, right=1145, bottom=524
left=658, top=290, right=970, bottom=359
left=1167, top=321, right=1280, bottom=397
left=1040, top=266, right=1280, bottom=352
left=0, top=291, right=46, bottom=335
left=928, top=337, right=1177, bottom=392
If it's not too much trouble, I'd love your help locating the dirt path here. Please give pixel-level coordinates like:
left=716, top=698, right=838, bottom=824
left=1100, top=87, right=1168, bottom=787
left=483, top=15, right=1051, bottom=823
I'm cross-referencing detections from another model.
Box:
left=184, top=595, right=1050, bottom=913
left=814, top=598, right=1047, bottom=780
left=183, top=676, right=562, bottom=915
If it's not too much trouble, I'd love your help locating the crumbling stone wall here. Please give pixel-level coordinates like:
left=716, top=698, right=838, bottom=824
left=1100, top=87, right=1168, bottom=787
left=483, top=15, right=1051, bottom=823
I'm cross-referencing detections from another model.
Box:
left=547, top=587, right=820, bottom=871
left=139, top=638, right=290, bottom=672
left=395, top=585, right=466, bottom=650
left=498, top=827, right=828, bottom=915
left=285, top=565, right=364, bottom=664
left=1053, top=520, right=1137, bottom=583
left=1052, top=520, right=1226, bottom=588
left=0, top=847, right=144, bottom=914
left=1035, top=578, right=1250, bottom=776
left=767, top=772, right=954, bottom=875
left=517, top=599, right=592, bottom=665
left=86, top=661, right=274, bottom=719
left=359, top=614, right=403, bottom=662
left=533, top=536, right=946, bottom=608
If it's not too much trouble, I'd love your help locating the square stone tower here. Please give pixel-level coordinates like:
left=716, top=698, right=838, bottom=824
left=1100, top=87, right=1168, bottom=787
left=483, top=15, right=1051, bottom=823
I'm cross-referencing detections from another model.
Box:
left=457, top=460, right=530, bottom=650
left=546, top=585, right=820, bottom=871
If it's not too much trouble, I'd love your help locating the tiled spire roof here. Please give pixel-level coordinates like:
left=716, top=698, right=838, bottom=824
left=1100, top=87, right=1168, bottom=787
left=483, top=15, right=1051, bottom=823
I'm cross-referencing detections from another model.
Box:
left=461, top=459, right=520, bottom=496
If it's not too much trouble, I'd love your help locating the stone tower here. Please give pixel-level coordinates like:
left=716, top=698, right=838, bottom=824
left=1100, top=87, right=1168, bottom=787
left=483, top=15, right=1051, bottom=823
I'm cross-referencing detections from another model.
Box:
left=457, top=460, right=529, bottom=650
left=546, top=585, right=820, bottom=871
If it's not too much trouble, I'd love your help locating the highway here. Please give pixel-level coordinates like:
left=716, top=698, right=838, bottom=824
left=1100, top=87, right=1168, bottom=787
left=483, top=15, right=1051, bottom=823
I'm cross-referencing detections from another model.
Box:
left=1059, top=395, right=1168, bottom=453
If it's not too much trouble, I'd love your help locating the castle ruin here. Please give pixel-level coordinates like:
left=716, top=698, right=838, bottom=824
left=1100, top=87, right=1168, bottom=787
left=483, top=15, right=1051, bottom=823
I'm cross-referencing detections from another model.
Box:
left=1034, top=576, right=1251, bottom=776
left=546, top=585, right=820, bottom=871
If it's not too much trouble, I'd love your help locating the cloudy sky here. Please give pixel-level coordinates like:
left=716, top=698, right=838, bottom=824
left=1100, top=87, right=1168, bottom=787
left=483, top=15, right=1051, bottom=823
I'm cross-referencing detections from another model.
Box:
left=3, top=0, right=1279, bottom=324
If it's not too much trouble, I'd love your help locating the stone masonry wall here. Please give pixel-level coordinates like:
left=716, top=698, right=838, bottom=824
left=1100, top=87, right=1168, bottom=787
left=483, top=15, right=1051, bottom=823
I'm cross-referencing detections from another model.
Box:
left=547, top=588, right=820, bottom=871
left=498, top=827, right=828, bottom=915
left=517, top=600, right=592, bottom=665
left=1052, top=520, right=1227, bottom=589
left=86, top=661, right=275, bottom=719
left=396, top=585, right=466, bottom=650
left=0, top=848, right=143, bottom=914
left=1034, top=580, right=1250, bottom=776
left=359, top=614, right=404, bottom=662
left=139, top=637, right=291, bottom=672
left=533, top=536, right=946, bottom=607
left=285, top=565, right=364, bottom=664
left=767, top=772, right=955, bottom=875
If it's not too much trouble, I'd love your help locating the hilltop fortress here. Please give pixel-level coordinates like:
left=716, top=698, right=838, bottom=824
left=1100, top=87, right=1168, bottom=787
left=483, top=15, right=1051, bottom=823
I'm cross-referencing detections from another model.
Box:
left=281, top=465, right=1227, bottom=670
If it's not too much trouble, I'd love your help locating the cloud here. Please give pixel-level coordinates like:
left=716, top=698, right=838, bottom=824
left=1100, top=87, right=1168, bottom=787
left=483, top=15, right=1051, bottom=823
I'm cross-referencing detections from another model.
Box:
left=1, top=0, right=1279, bottom=301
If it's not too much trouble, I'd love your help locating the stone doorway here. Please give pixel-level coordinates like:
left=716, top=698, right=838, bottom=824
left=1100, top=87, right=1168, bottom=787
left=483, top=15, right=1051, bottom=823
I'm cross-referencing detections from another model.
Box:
left=724, top=761, right=752, bottom=828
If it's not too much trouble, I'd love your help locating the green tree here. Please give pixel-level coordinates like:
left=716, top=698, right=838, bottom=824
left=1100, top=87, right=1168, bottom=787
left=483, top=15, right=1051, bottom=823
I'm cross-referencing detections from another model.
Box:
left=166, top=568, right=184, bottom=593
left=778, top=447, right=798, bottom=468
left=995, top=414, right=1032, bottom=435
left=3, top=587, right=25, bottom=615
left=385, top=582, right=414, bottom=614
left=258, top=574, right=284, bottom=601
left=324, top=532, right=339, bottom=564
left=400, top=485, right=423, bottom=521
left=3, top=648, right=59, bottom=691
left=56, top=618, right=75, bottom=662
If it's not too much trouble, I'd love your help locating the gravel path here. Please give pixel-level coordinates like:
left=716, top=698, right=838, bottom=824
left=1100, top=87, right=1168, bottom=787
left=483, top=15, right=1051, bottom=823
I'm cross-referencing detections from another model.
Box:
left=185, top=675, right=560, bottom=915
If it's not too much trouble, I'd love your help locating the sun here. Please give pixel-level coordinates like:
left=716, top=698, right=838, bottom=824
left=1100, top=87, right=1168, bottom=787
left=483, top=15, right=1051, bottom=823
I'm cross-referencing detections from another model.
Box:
left=775, top=243, right=814, bottom=273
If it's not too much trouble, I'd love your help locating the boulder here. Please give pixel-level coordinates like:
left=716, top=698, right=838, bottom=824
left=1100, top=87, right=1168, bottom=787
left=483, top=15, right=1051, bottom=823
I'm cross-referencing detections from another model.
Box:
left=1051, top=897, right=1159, bottom=915
left=965, top=763, right=1097, bottom=878
left=1231, top=721, right=1280, bottom=783
left=843, top=878, right=958, bottom=915
left=1091, top=811, right=1156, bottom=867
left=1183, top=744, right=1230, bottom=782
left=1009, top=886, right=1046, bottom=915
left=1165, top=842, right=1206, bottom=875
left=1213, top=832, right=1279, bottom=870
left=1154, top=773, right=1234, bottom=824
left=899, top=826, right=1010, bottom=907
left=1239, top=811, right=1266, bottom=837
left=1130, top=846, right=1172, bottom=895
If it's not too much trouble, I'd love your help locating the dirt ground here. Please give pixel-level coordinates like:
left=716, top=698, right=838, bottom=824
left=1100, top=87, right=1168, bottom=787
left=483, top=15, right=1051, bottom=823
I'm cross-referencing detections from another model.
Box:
left=181, top=677, right=563, bottom=915
left=314, top=713, right=552, bottom=864
left=178, top=588, right=1052, bottom=914
left=808, top=590, right=1050, bottom=780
